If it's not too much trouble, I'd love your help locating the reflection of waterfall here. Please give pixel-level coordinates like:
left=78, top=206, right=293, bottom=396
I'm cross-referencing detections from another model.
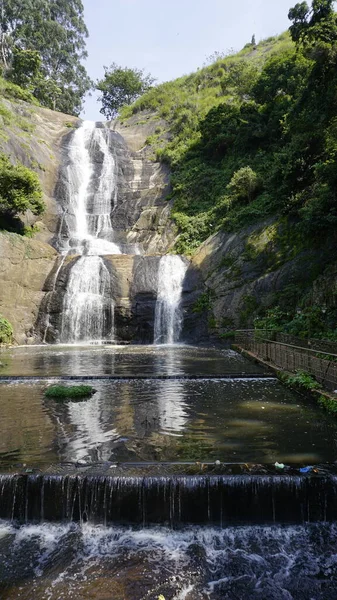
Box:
left=60, top=121, right=121, bottom=343
left=154, top=256, right=188, bottom=345
left=157, top=380, right=187, bottom=435
left=66, top=397, right=118, bottom=462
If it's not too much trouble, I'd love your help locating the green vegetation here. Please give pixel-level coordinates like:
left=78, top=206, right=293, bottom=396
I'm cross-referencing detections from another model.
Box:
left=97, top=63, right=155, bottom=119
left=192, top=289, right=214, bottom=313
left=0, top=154, right=44, bottom=232
left=44, top=385, right=96, bottom=400
left=318, top=394, right=337, bottom=415
left=255, top=305, right=337, bottom=341
left=280, top=370, right=322, bottom=391
left=119, top=1, right=337, bottom=256
left=0, top=315, right=13, bottom=345
left=0, top=0, right=91, bottom=115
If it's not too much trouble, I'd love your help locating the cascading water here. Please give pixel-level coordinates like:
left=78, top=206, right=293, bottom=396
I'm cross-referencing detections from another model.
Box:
left=61, top=256, right=114, bottom=342
left=154, top=255, right=188, bottom=344
left=59, top=121, right=121, bottom=343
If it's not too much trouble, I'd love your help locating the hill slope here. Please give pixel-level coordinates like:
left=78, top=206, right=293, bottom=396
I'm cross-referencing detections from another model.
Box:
left=117, top=27, right=337, bottom=337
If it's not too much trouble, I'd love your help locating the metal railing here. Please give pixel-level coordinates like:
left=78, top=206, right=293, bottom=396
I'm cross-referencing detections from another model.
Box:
left=234, top=330, right=337, bottom=391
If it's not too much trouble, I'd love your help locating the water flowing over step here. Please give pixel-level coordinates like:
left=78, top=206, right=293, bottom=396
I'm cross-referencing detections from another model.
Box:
left=48, top=121, right=193, bottom=345
left=58, top=121, right=125, bottom=344
left=61, top=256, right=114, bottom=342
left=154, top=255, right=188, bottom=344
left=1, top=474, right=336, bottom=526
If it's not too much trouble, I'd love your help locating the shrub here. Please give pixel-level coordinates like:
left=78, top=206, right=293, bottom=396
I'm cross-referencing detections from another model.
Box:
left=0, top=316, right=13, bottom=344
left=280, top=370, right=322, bottom=391
left=318, top=395, right=337, bottom=415
left=44, top=385, right=96, bottom=400
left=0, top=154, right=45, bottom=218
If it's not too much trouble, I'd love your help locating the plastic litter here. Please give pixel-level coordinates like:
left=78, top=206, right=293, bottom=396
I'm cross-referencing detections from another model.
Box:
left=300, top=466, right=313, bottom=473
left=274, top=462, right=285, bottom=469
left=215, top=460, right=221, bottom=466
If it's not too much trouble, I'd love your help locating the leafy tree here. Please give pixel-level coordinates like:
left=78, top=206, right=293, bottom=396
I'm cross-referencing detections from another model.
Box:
left=97, top=63, right=155, bottom=119
left=0, top=0, right=91, bottom=115
left=288, top=0, right=336, bottom=45
left=0, top=154, right=45, bottom=218
left=7, top=48, right=41, bottom=88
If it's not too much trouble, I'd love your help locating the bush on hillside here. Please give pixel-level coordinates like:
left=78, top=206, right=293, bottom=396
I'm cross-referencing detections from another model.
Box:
left=0, top=154, right=45, bottom=219
left=0, top=316, right=13, bottom=344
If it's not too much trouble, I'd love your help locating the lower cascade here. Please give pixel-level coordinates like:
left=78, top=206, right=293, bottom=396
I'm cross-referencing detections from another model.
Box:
left=61, top=256, right=114, bottom=343
left=154, top=255, right=188, bottom=344
left=1, top=474, right=336, bottom=526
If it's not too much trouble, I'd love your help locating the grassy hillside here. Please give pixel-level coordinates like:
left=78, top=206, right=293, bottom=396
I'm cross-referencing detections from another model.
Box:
left=119, top=22, right=337, bottom=259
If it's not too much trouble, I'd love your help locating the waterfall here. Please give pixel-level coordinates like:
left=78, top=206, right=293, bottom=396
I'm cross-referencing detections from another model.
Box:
left=62, top=121, right=120, bottom=256
left=154, top=255, right=188, bottom=344
left=60, top=121, right=121, bottom=343
left=62, top=256, right=114, bottom=342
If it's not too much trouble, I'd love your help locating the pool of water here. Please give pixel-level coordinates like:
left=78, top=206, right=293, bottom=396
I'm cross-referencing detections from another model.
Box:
left=1, top=377, right=336, bottom=468
left=0, top=344, right=266, bottom=377
left=1, top=521, right=337, bottom=599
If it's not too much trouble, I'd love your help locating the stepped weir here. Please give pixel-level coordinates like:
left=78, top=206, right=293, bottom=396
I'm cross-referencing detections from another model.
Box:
left=1, top=474, right=337, bottom=526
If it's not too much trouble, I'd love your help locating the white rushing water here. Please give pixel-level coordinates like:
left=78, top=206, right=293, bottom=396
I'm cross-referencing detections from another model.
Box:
left=1, top=522, right=337, bottom=599
left=62, top=256, right=114, bottom=342
left=60, top=121, right=120, bottom=343
left=63, top=120, right=120, bottom=256
left=154, top=255, right=188, bottom=345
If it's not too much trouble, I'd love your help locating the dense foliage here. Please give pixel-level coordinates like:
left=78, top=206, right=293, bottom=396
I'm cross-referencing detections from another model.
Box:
left=0, top=0, right=91, bottom=115
left=0, top=315, right=13, bottom=344
left=120, top=1, right=337, bottom=255
left=97, top=64, right=155, bottom=119
left=0, top=154, right=44, bottom=222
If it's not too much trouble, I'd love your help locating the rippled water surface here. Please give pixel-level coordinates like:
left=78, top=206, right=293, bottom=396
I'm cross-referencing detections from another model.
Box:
left=0, top=344, right=266, bottom=377
left=1, top=521, right=337, bottom=599
left=1, top=377, right=337, bottom=467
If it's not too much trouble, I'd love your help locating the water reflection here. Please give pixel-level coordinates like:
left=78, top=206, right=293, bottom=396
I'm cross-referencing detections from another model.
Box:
left=0, top=344, right=266, bottom=377
left=157, top=380, right=188, bottom=435
left=1, top=378, right=337, bottom=469
left=58, top=394, right=119, bottom=462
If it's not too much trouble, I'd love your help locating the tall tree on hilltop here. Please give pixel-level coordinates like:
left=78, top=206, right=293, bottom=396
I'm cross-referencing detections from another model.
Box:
left=0, top=0, right=92, bottom=115
left=97, top=63, right=155, bottom=120
left=288, top=0, right=336, bottom=44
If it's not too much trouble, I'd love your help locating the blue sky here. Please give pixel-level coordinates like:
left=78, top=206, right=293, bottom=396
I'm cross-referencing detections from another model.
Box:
left=81, top=0, right=297, bottom=121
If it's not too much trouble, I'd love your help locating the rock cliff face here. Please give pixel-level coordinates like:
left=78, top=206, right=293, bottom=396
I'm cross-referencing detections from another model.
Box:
left=36, top=254, right=205, bottom=344
left=0, top=101, right=191, bottom=345
left=0, top=232, right=57, bottom=344
left=191, top=218, right=337, bottom=333
left=113, top=112, right=176, bottom=254
left=0, top=98, right=78, bottom=244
